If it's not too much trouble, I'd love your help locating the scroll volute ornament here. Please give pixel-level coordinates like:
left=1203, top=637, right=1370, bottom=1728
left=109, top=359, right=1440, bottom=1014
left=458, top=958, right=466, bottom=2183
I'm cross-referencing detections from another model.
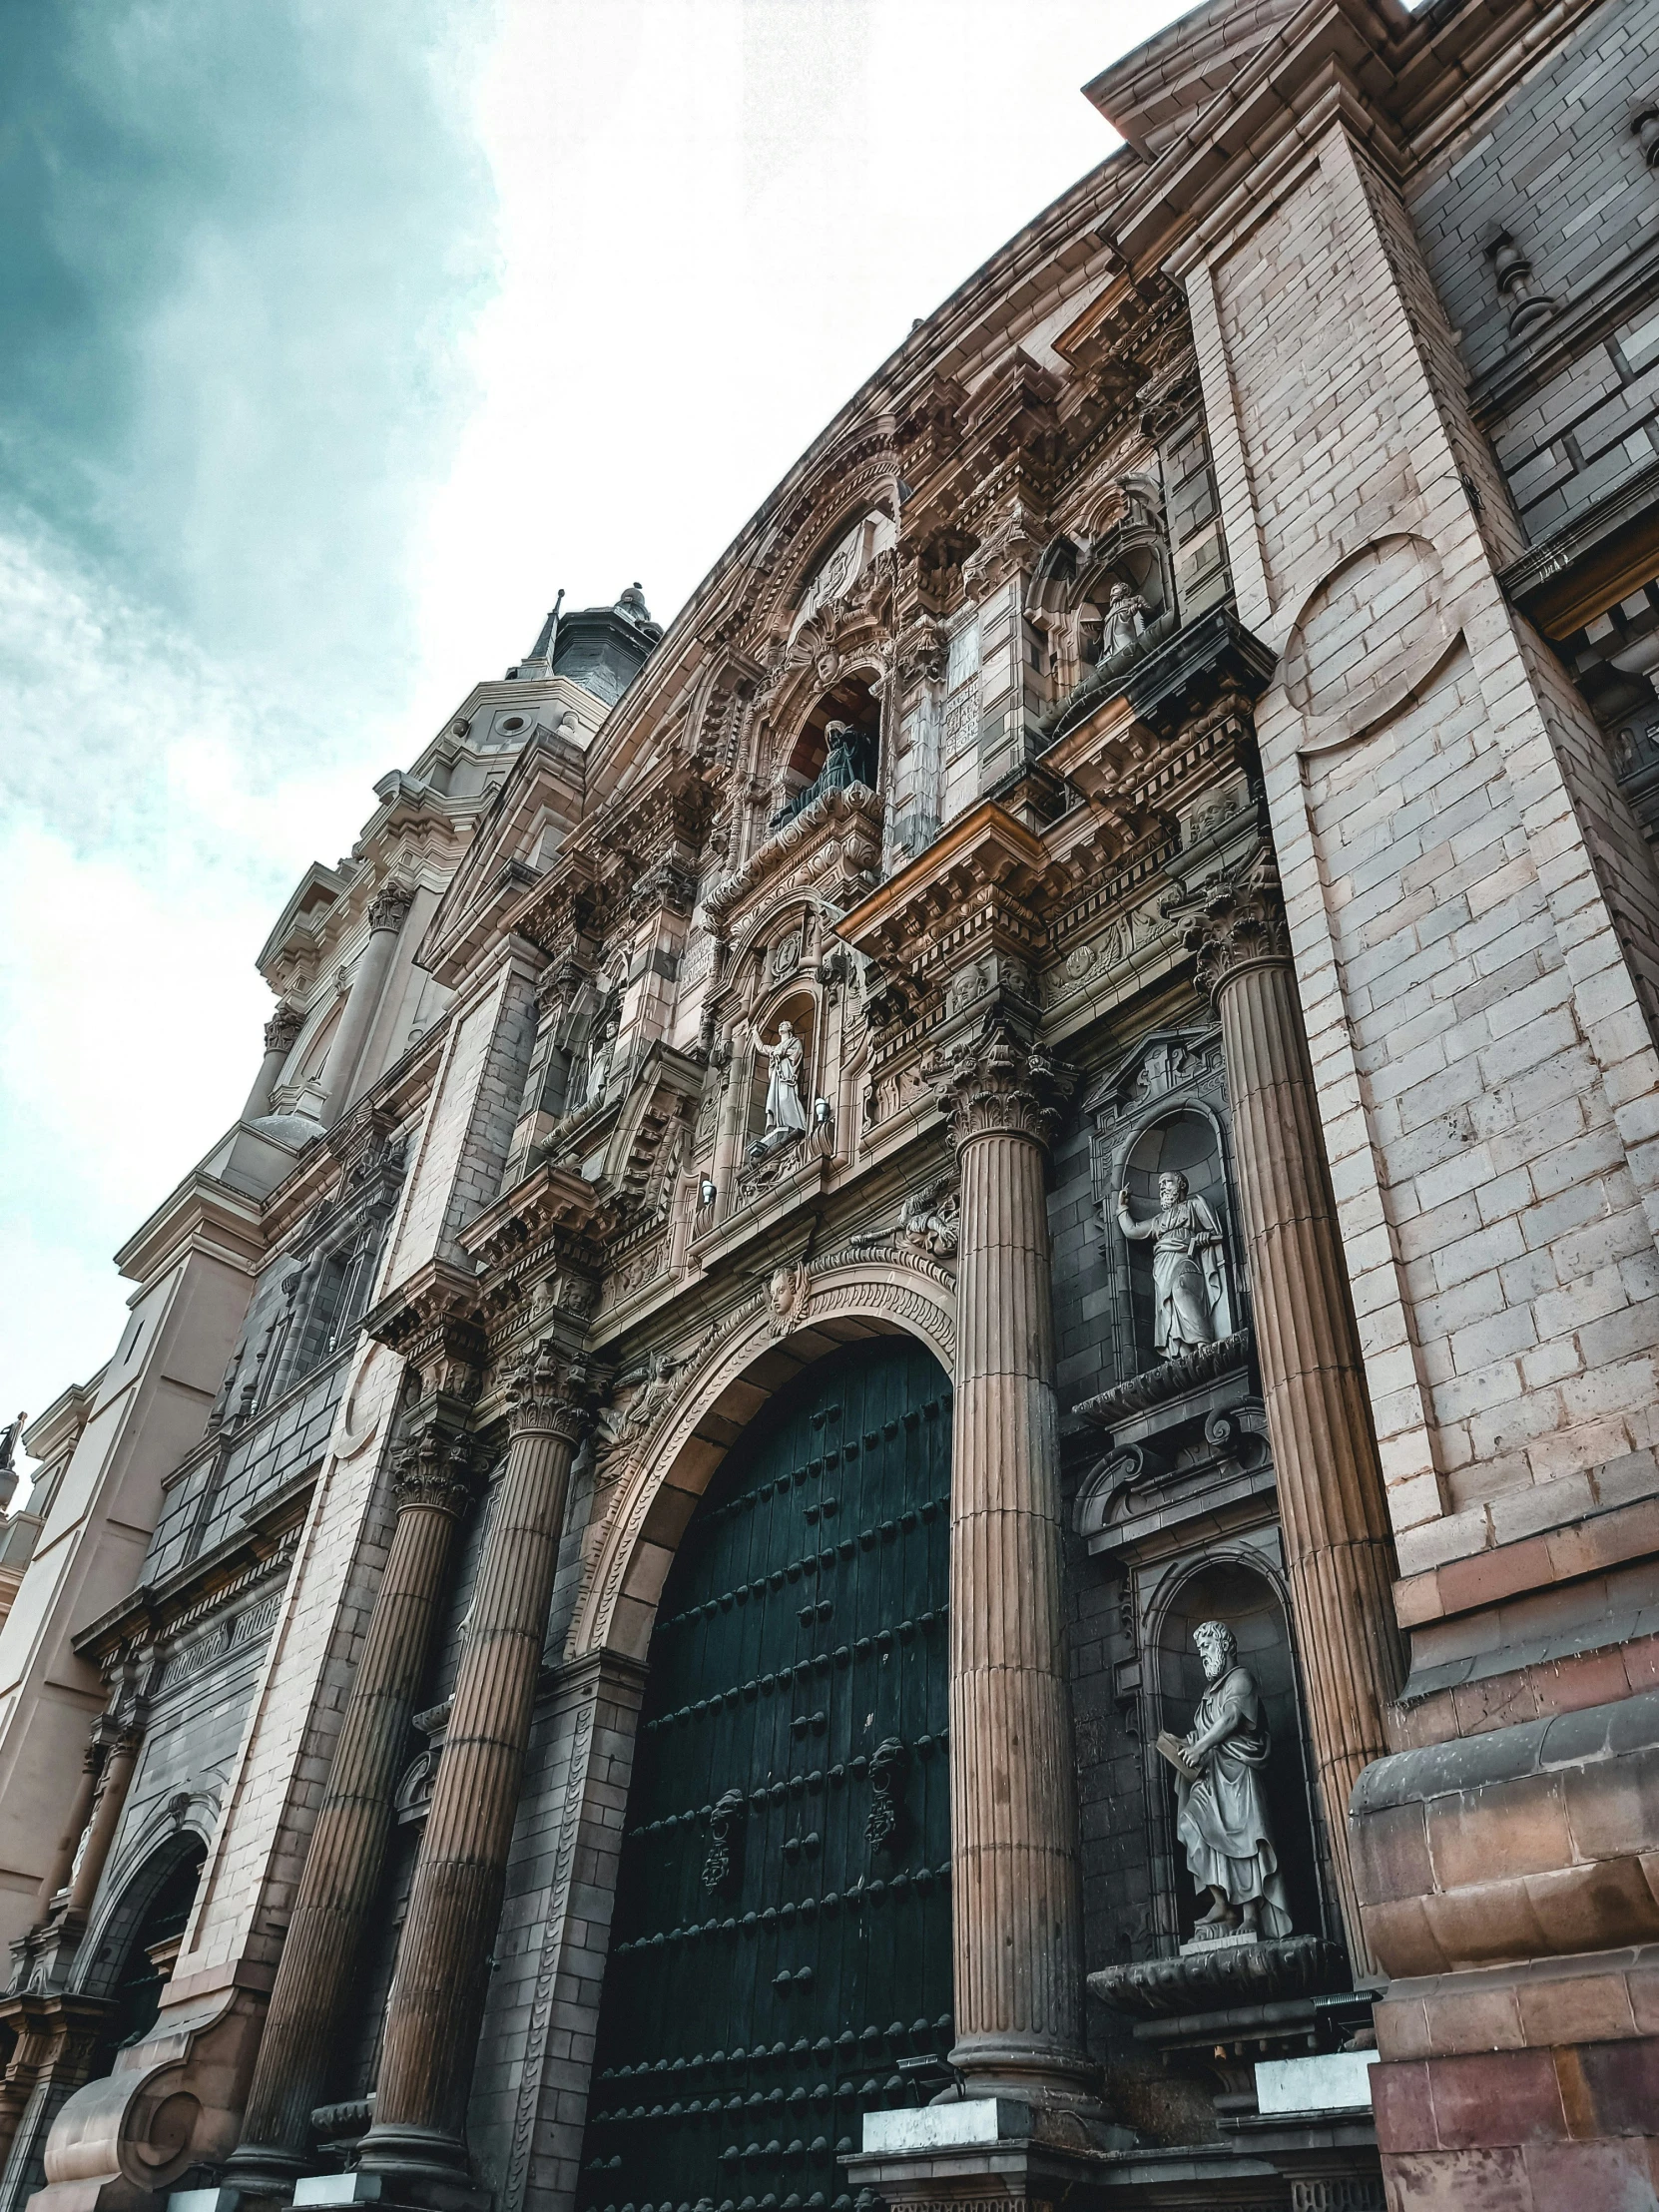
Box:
left=925, top=1014, right=1076, bottom=1147
left=1184, top=855, right=1292, bottom=1005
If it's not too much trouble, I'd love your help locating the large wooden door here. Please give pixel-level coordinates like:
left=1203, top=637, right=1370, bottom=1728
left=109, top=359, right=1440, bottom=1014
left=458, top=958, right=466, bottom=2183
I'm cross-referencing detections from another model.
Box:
left=578, top=1339, right=953, bottom=2212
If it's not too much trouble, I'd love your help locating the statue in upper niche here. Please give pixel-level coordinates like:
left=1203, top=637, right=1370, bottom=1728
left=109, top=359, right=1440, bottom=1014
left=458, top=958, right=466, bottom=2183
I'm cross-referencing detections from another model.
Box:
left=1116, top=1170, right=1227, bottom=1356
left=756, top=1020, right=809, bottom=1140
left=1099, top=579, right=1149, bottom=665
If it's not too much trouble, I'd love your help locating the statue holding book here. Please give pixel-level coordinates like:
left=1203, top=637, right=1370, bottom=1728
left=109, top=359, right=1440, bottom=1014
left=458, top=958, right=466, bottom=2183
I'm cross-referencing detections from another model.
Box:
left=1156, top=1618, right=1293, bottom=1940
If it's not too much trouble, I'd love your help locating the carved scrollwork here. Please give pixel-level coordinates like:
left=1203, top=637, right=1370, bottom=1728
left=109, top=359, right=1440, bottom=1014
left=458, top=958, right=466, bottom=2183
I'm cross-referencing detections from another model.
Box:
left=701, top=1787, right=748, bottom=1895
left=864, top=1736, right=911, bottom=1851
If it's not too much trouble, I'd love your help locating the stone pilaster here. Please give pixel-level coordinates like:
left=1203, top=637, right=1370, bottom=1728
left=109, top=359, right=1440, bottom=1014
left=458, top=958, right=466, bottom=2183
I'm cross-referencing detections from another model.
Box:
left=1189, top=856, right=1402, bottom=1973
left=225, top=1426, right=476, bottom=2199
left=62, top=1718, right=141, bottom=1923
left=357, top=1344, right=587, bottom=2185
left=320, top=879, right=412, bottom=1131
left=927, top=1015, right=1093, bottom=2102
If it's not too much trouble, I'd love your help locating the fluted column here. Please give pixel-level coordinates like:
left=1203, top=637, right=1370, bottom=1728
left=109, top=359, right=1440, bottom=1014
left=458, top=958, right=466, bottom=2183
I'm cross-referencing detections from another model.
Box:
left=357, top=1346, right=586, bottom=2182
left=225, top=1428, right=474, bottom=2199
left=243, top=1001, right=305, bottom=1123
left=320, top=880, right=411, bottom=1130
left=928, top=1017, right=1094, bottom=2103
left=63, top=1720, right=141, bottom=1922
left=1190, top=857, right=1402, bottom=1972
left=30, top=1750, right=100, bottom=1924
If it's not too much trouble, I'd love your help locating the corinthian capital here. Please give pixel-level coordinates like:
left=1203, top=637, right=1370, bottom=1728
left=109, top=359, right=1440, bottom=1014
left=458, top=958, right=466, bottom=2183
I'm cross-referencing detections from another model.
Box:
left=264, top=999, right=305, bottom=1056
left=505, top=1340, right=589, bottom=1441
left=392, top=1424, right=475, bottom=1519
left=1184, top=855, right=1291, bottom=1004
left=925, top=1016, right=1075, bottom=1149
left=367, top=878, right=414, bottom=933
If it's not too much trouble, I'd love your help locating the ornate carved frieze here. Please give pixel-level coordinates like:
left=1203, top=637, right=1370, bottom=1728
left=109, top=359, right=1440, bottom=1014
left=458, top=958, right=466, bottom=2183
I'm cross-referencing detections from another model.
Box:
left=701, top=782, right=884, bottom=931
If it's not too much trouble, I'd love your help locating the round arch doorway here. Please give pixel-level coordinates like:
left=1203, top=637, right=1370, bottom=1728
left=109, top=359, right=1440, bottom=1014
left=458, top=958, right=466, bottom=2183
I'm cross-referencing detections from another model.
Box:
left=578, top=1337, right=954, bottom=2212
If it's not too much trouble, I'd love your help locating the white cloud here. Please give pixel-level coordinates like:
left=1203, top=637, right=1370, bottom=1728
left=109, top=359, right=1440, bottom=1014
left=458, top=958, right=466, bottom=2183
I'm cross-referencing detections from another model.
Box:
left=1, top=0, right=1188, bottom=1460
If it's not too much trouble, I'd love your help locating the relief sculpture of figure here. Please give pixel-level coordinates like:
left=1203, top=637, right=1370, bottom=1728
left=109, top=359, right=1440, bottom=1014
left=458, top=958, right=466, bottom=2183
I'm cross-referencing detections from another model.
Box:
left=1116, top=1169, right=1227, bottom=1355
left=1157, top=1619, right=1293, bottom=1939
left=755, top=1019, right=809, bottom=1140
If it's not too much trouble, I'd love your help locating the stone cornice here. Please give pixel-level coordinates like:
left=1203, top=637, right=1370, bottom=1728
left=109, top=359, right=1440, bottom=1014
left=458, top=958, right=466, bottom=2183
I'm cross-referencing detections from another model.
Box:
left=834, top=802, right=1050, bottom=974
left=114, top=1171, right=267, bottom=1291
left=458, top=1161, right=604, bottom=1280
left=363, top=1260, right=489, bottom=1404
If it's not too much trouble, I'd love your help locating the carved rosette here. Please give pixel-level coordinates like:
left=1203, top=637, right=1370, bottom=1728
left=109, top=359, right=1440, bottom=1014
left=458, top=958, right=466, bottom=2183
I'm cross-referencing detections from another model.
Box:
left=505, top=1341, right=588, bottom=1442
left=391, top=1428, right=475, bottom=1520
left=926, top=1016, right=1075, bottom=1149
left=264, top=1000, right=305, bottom=1056
left=1185, top=856, right=1292, bottom=1004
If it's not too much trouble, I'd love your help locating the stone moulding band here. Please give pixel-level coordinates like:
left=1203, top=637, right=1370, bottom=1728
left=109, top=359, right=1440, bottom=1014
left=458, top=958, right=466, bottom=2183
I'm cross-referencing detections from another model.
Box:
left=1076, top=1327, right=1254, bottom=1426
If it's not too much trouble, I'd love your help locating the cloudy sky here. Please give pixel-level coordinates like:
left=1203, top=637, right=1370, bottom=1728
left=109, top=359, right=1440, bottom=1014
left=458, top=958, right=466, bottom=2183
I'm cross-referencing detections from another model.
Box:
left=0, top=0, right=1188, bottom=1463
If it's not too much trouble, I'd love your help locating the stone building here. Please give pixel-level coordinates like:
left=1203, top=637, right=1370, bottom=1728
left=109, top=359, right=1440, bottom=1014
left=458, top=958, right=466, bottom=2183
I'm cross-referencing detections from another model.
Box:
left=3, top=0, right=1659, bottom=2205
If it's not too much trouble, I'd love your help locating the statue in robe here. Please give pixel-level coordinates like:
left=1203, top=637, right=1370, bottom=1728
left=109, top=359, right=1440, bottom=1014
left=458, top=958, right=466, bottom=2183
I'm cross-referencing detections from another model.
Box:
left=1157, top=1619, right=1293, bottom=1939
left=755, top=1020, right=809, bottom=1140
left=1099, top=579, right=1149, bottom=664
left=1116, top=1170, right=1228, bottom=1355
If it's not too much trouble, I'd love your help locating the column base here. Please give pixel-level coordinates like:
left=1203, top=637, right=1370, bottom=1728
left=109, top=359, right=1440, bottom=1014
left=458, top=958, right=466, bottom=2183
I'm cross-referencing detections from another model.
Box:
left=845, top=2097, right=1132, bottom=2211
left=946, top=2035, right=1103, bottom=2112
left=349, top=2127, right=486, bottom=2212
left=217, top=2146, right=310, bottom=2207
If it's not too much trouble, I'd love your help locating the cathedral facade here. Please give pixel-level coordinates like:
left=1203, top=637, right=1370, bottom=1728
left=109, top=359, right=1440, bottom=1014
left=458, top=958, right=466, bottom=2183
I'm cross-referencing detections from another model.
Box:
left=4, top=1, right=1659, bottom=2207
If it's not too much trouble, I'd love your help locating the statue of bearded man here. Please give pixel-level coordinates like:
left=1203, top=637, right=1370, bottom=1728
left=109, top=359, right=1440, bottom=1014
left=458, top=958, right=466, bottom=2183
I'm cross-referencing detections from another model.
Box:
left=1163, top=1619, right=1293, bottom=1940
left=1116, top=1169, right=1227, bottom=1355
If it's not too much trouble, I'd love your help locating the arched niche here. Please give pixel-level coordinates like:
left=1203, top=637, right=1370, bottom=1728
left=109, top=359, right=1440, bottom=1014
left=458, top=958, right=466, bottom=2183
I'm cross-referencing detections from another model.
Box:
left=1119, top=1106, right=1238, bottom=1366
left=773, top=677, right=881, bottom=828
left=1148, top=1553, right=1326, bottom=1948
left=744, top=984, right=819, bottom=1151
left=81, top=1833, right=209, bottom=2062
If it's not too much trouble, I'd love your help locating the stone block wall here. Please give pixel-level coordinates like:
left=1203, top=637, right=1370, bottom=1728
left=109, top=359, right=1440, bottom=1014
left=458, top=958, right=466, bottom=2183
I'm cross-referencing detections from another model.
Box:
left=1407, top=0, right=1659, bottom=545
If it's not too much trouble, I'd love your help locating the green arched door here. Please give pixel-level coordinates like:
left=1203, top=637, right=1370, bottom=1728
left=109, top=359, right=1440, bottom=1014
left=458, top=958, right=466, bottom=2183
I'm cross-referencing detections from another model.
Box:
left=579, top=1338, right=954, bottom=2212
